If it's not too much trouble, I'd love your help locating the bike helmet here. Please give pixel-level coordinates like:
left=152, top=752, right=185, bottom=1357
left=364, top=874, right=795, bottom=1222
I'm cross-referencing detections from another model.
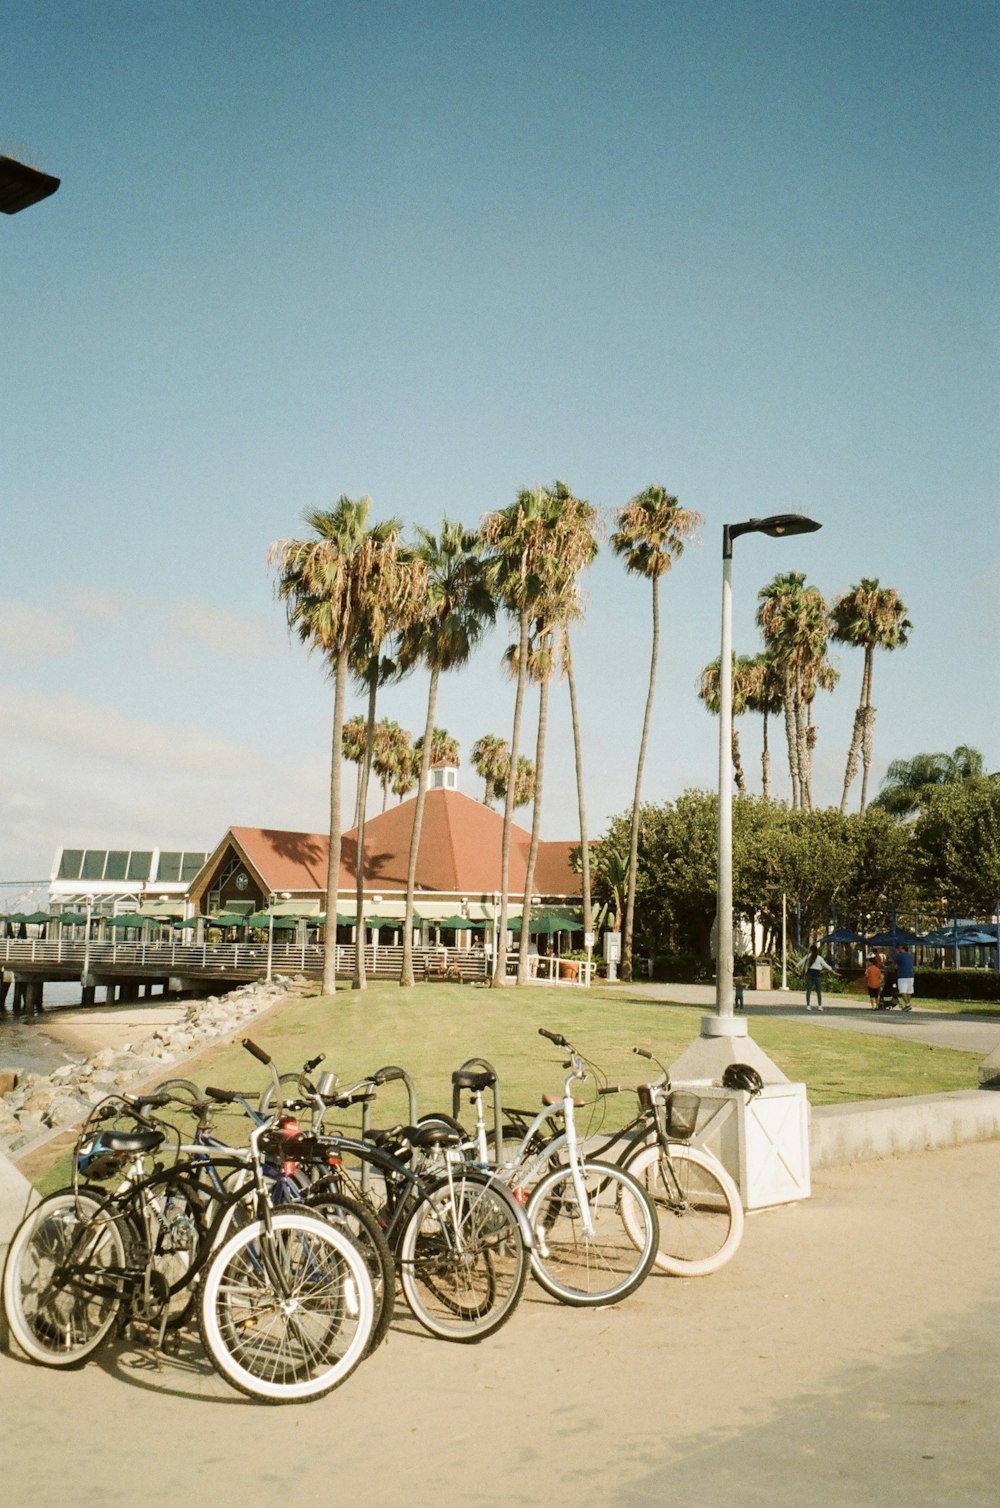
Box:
left=76, top=1132, right=125, bottom=1180
left=722, top=1063, right=764, bottom=1097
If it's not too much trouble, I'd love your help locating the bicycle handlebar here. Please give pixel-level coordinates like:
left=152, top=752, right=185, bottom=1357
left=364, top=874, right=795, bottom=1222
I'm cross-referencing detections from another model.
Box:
left=538, top=1027, right=570, bottom=1049
left=242, top=1037, right=271, bottom=1065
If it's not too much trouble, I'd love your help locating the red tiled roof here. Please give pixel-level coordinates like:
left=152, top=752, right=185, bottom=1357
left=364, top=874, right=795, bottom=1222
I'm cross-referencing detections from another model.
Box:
left=226, top=791, right=579, bottom=898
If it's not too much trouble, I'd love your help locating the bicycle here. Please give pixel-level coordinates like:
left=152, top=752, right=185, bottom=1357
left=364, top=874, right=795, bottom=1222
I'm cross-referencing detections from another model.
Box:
left=454, top=1043, right=743, bottom=1278
left=3, top=1063, right=377, bottom=1404
left=447, top=1030, right=660, bottom=1307
left=273, top=1057, right=533, bottom=1342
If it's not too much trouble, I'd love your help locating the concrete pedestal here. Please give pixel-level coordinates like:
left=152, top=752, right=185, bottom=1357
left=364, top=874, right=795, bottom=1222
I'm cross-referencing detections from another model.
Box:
left=683, top=1082, right=811, bottom=1210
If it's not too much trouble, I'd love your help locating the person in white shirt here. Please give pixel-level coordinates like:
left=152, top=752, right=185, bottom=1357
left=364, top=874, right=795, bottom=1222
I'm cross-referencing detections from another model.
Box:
left=796, top=943, right=837, bottom=1012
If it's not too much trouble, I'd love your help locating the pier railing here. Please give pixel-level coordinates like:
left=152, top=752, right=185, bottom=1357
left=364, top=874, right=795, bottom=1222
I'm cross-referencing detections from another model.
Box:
left=0, top=938, right=592, bottom=986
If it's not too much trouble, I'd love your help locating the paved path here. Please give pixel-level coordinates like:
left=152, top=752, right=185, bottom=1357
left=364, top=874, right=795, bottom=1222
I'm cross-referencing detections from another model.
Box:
left=2, top=1139, right=997, bottom=1506
left=625, top=981, right=1000, bottom=1055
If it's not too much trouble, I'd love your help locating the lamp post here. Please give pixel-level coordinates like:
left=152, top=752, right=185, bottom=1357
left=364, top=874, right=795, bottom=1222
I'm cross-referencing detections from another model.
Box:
left=82, top=894, right=95, bottom=984
left=267, top=891, right=292, bottom=982
left=712, top=515, right=821, bottom=1033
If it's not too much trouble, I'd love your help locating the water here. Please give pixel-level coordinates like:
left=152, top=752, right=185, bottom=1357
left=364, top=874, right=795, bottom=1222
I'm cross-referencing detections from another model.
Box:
left=0, top=979, right=107, bottom=1078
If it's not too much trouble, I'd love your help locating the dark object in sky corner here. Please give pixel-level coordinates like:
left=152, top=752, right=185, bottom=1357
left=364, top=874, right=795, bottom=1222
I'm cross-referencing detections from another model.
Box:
left=0, top=155, right=61, bottom=214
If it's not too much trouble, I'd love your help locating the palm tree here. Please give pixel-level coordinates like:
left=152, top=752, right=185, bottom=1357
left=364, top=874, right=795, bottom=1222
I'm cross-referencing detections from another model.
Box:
left=269, top=496, right=405, bottom=995
left=563, top=621, right=593, bottom=942
left=873, top=745, right=987, bottom=817
left=394, top=520, right=494, bottom=987
left=829, top=578, right=912, bottom=812
left=414, top=727, right=461, bottom=770
left=371, top=720, right=413, bottom=811
left=483, top=483, right=598, bottom=985
left=744, top=652, right=783, bottom=798
left=471, top=734, right=509, bottom=806
left=341, top=713, right=368, bottom=828
left=756, top=572, right=830, bottom=810
left=347, top=532, right=427, bottom=991
left=698, top=653, right=760, bottom=793
left=611, top=484, right=703, bottom=982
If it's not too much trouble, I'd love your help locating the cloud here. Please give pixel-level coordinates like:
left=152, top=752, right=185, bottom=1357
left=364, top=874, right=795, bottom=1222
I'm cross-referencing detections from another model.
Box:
left=66, top=590, right=124, bottom=621
left=0, top=601, right=75, bottom=659
left=169, top=601, right=277, bottom=657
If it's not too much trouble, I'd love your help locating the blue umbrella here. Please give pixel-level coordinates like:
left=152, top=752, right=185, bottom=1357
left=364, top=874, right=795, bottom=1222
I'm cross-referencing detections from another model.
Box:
left=865, top=928, right=920, bottom=947
left=819, top=927, right=864, bottom=944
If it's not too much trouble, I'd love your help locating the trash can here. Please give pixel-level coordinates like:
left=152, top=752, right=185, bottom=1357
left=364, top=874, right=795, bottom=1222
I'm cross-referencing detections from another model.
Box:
left=753, top=959, right=772, bottom=990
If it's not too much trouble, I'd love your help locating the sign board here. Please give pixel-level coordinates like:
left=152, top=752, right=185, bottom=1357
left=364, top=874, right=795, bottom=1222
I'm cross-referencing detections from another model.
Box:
left=584, top=931, right=594, bottom=949
left=603, top=931, right=621, bottom=962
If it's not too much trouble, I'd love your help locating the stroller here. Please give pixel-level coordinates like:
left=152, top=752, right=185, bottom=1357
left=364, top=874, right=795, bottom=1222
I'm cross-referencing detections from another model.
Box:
left=877, top=960, right=899, bottom=1009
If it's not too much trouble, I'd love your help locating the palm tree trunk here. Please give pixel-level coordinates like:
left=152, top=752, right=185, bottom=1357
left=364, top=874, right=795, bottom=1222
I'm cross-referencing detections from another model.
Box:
left=782, top=670, right=800, bottom=808
left=623, top=578, right=660, bottom=984
left=565, top=635, right=592, bottom=938
left=859, top=646, right=876, bottom=811
left=492, top=607, right=530, bottom=986
left=840, top=698, right=865, bottom=813
left=732, top=727, right=745, bottom=793
left=517, top=673, right=550, bottom=985
left=323, top=654, right=348, bottom=995
left=761, top=707, right=772, bottom=799
left=353, top=670, right=378, bottom=991
left=400, top=666, right=439, bottom=988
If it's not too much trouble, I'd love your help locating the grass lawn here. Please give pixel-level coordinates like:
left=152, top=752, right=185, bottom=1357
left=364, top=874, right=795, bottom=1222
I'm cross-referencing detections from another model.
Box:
left=27, top=980, right=984, bottom=1196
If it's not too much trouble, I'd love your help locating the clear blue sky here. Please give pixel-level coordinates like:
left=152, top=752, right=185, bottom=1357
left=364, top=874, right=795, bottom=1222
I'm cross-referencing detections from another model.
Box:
left=2, top=0, right=997, bottom=892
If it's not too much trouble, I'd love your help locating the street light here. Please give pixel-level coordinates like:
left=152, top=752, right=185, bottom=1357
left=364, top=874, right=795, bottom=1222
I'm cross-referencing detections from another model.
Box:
left=713, top=514, right=821, bottom=1032
left=0, top=155, right=60, bottom=215
left=82, top=894, right=95, bottom=985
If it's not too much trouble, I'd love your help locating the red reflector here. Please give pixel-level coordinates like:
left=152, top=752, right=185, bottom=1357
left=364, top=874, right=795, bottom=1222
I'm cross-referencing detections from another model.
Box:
left=278, top=1117, right=300, bottom=1138
left=513, top=1186, right=527, bottom=1205
left=327, top=1155, right=342, bottom=1167
left=281, top=1160, right=297, bottom=1177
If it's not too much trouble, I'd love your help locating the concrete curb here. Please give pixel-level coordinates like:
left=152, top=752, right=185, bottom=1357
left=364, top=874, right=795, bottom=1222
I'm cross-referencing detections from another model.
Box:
left=811, top=1087, right=1000, bottom=1167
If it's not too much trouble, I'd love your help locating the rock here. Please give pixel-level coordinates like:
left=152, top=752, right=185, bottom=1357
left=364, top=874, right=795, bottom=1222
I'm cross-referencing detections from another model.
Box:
left=46, top=1096, right=84, bottom=1128
left=0, top=1069, right=19, bottom=1095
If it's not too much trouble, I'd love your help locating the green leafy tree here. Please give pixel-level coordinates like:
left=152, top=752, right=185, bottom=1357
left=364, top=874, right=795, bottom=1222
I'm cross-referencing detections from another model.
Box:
left=912, top=777, right=1000, bottom=915
left=873, top=745, right=988, bottom=818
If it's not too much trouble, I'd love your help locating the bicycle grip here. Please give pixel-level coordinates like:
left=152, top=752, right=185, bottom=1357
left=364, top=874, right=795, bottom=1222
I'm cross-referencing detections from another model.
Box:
left=304, top=1053, right=325, bottom=1073
left=242, top=1037, right=271, bottom=1065
left=633, top=1047, right=653, bottom=1059
left=538, top=1028, right=568, bottom=1047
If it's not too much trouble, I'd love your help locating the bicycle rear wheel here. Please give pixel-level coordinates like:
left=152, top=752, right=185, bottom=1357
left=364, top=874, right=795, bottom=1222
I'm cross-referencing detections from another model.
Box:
left=527, top=1160, right=658, bottom=1307
left=304, top=1189, right=396, bottom=1355
left=2, top=1188, right=129, bottom=1366
left=399, top=1171, right=528, bottom=1342
left=198, top=1210, right=374, bottom=1403
left=623, top=1141, right=744, bottom=1276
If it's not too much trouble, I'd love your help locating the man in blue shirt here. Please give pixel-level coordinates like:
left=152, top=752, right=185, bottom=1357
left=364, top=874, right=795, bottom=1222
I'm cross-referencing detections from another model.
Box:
left=895, top=946, right=915, bottom=1012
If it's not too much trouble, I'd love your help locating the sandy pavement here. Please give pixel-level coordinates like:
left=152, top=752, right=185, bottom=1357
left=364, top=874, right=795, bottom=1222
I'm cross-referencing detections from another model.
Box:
left=2, top=1138, right=997, bottom=1507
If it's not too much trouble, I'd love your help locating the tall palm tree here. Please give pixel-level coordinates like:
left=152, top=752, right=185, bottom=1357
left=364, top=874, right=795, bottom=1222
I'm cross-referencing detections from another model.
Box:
left=371, top=720, right=413, bottom=811
left=394, top=520, right=494, bottom=987
left=341, top=713, right=368, bottom=828
left=756, top=572, right=830, bottom=810
left=697, top=653, right=760, bottom=793
left=744, top=652, right=783, bottom=798
left=269, top=496, right=403, bottom=995
left=611, top=484, right=702, bottom=982
left=347, top=532, right=427, bottom=991
left=829, top=578, right=912, bottom=812
left=482, top=483, right=597, bottom=986
left=562, top=622, right=593, bottom=942
left=873, top=745, right=987, bottom=817
left=471, top=734, right=509, bottom=806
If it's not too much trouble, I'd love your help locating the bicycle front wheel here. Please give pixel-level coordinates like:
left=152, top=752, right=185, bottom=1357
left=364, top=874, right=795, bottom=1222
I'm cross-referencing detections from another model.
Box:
left=399, top=1171, right=528, bottom=1342
left=623, top=1141, right=744, bottom=1276
left=199, top=1211, right=375, bottom=1404
left=527, top=1160, right=658, bottom=1307
left=2, top=1188, right=129, bottom=1367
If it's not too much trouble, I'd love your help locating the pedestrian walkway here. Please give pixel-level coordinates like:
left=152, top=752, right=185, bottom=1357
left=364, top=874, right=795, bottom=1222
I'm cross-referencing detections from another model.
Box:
left=625, top=980, right=1000, bottom=1054
left=2, top=1139, right=997, bottom=1506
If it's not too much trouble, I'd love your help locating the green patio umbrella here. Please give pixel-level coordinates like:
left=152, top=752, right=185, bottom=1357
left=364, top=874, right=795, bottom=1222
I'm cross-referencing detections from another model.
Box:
left=24, top=911, right=55, bottom=924
left=6, top=913, right=27, bottom=924
left=365, top=916, right=399, bottom=930
left=109, top=913, right=146, bottom=929
left=246, top=911, right=297, bottom=929
left=57, top=911, right=88, bottom=925
left=436, top=915, right=473, bottom=930
left=508, top=910, right=582, bottom=935
left=209, top=913, right=248, bottom=928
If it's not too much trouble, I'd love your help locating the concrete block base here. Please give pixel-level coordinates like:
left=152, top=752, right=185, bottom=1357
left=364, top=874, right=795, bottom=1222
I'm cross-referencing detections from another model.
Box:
left=810, top=1089, right=1000, bottom=1168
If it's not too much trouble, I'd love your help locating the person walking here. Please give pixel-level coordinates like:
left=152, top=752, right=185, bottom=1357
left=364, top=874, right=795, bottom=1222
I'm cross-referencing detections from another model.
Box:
left=796, top=942, right=836, bottom=1011
left=895, top=945, right=915, bottom=1012
left=865, top=955, right=883, bottom=1008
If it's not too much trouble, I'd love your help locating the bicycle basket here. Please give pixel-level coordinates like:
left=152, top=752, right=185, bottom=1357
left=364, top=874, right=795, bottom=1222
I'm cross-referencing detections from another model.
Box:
left=664, top=1091, right=700, bottom=1140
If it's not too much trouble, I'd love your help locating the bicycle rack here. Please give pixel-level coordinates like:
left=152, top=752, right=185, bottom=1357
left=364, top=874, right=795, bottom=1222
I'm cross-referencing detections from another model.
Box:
left=451, top=1057, right=504, bottom=1161
left=358, top=1065, right=419, bottom=1196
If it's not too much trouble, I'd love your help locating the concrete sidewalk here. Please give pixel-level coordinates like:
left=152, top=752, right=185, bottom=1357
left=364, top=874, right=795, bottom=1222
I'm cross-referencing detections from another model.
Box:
left=2, top=1139, right=997, bottom=1506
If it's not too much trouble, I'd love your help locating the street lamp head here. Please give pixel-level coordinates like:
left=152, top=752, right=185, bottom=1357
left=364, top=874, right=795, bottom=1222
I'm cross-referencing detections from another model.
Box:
left=0, top=155, right=60, bottom=214
left=724, top=514, right=822, bottom=557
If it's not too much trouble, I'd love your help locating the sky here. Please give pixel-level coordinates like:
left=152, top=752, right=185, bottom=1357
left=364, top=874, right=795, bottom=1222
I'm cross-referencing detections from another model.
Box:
left=2, top=0, right=998, bottom=903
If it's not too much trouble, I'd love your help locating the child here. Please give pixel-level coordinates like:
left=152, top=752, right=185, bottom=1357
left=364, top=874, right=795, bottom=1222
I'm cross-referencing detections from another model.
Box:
left=865, top=956, right=882, bottom=1008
